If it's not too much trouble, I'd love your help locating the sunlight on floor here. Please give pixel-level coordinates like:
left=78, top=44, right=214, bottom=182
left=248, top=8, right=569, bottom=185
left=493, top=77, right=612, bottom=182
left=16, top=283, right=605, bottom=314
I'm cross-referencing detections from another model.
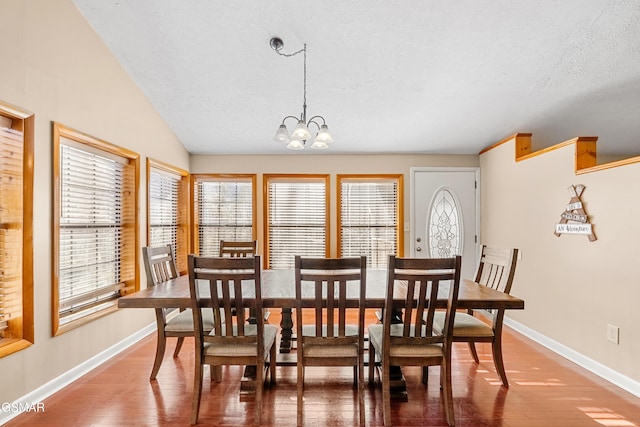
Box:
left=579, top=406, right=637, bottom=427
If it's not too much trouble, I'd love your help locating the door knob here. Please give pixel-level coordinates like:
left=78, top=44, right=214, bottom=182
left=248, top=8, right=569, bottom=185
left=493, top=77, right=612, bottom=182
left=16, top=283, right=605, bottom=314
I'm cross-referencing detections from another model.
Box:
left=416, top=237, right=422, bottom=242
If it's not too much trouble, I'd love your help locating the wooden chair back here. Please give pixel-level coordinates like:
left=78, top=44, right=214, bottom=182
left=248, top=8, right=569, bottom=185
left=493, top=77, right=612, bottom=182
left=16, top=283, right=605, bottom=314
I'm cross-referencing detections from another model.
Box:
left=142, top=244, right=178, bottom=287
left=475, top=245, right=518, bottom=294
left=219, top=240, right=257, bottom=258
left=383, top=255, right=462, bottom=351
left=473, top=245, right=518, bottom=320
left=294, top=255, right=367, bottom=345
left=188, top=255, right=264, bottom=358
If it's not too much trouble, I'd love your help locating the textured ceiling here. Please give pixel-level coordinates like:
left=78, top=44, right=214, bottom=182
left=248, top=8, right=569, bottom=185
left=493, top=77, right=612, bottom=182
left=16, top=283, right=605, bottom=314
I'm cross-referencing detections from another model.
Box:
left=72, top=0, right=640, bottom=156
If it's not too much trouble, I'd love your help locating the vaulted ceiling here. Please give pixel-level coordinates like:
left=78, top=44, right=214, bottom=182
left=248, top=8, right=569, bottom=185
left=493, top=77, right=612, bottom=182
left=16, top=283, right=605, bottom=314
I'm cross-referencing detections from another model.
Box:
left=72, top=0, right=640, bottom=156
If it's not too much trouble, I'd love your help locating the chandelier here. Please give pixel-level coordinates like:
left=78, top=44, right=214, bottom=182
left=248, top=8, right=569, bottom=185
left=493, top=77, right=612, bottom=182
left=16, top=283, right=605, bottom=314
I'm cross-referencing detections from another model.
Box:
left=270, top=37, right=334, bottom=150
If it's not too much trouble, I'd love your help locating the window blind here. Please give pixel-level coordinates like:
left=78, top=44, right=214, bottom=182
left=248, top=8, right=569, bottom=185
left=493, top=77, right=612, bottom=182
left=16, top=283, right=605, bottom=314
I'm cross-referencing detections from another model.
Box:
left=340, top=180, right=398, bottom=268
left=149, top=168, right=180, bottom=251
left=196, top=180, right=253, bottom=256
left=0, top=125, right=23, bottom=336
left=268, top=179, right=327, bottom=269
left=58, top=144, right=125, bottom=323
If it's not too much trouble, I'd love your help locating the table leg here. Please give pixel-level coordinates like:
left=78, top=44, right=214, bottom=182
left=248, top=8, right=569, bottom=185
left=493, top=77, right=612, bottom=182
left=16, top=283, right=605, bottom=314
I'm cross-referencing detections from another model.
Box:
left=279, top=307, right=293, bottom=353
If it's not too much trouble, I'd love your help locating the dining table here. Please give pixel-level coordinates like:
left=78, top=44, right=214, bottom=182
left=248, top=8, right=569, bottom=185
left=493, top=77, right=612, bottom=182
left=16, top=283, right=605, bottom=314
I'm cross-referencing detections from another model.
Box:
left=118, top=268, right=524, bottom=399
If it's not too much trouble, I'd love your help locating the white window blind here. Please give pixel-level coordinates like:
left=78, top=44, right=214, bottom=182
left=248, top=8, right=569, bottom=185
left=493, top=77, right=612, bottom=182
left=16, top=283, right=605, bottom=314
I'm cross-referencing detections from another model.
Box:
left=149, top=168, right=180, bottom=251
left=340, top=180, right=398, bottom=268
left=268, top=179, right=327, bottom=269
left=196, top=180, right=253, bottom=256
left=58, top=144, right=126, bottom=323
left=0, top=124, right=23, bottom=336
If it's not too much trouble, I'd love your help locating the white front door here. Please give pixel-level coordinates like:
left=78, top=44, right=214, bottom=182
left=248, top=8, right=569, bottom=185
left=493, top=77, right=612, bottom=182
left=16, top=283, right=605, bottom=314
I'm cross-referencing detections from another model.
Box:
left=410, top=167, right=479, bottom=281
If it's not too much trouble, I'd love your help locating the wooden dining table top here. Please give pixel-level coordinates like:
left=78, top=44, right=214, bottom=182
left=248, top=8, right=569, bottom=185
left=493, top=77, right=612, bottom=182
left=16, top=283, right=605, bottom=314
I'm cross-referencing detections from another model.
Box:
left=118, top=269, right=524, bottom=311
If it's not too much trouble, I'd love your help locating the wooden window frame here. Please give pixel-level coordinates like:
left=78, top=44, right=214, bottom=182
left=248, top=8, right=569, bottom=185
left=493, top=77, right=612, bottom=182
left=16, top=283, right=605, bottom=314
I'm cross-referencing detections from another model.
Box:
left=263, top=174, right=330, bottom=269
left=52, top=123, right=139, bottom=336
left=0, top=101, right=34, bottom=358
left=147, top=159, right=190, bottom=275
left=337, top=174, right=404, bottom=264
left=190, top=174, right=257, bottom=256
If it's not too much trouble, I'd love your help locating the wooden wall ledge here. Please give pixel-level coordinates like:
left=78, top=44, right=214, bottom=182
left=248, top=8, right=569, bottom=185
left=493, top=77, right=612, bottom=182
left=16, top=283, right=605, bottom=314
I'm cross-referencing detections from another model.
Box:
left=480, top=133, right=640, bottom=175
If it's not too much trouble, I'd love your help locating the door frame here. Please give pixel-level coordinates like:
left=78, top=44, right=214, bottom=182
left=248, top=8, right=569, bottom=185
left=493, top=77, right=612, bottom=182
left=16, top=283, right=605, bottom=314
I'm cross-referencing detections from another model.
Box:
left=409, top=166, right=481, bottom=263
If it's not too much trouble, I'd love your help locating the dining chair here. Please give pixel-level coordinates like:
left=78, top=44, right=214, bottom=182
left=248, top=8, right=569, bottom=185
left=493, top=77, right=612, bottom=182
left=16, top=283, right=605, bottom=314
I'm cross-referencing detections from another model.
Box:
left=188, top=254, right=277, bottom=426
left=219, top=239, right=268, bottom=322
left=433, top=245, right=518, bottom=387
left=219, top=239, right=257, bottom=257
left=294, top=255, right=367, bottom=427
left=142, top=245, right=215, bottom=380
left=368, top=255, right=462, bottom=427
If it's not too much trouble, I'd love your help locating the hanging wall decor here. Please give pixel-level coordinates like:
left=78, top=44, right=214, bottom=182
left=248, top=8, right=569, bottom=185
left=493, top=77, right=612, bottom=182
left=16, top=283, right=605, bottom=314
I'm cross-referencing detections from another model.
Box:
left=554, top=184, right=596, bottom=242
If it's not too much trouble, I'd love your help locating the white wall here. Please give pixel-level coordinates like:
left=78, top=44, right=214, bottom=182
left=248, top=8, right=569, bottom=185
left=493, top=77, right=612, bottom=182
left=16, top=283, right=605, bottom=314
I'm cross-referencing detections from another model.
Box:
left=480, top=136, right=640, bottom=384
left=0, top=0, right=189, bottom=404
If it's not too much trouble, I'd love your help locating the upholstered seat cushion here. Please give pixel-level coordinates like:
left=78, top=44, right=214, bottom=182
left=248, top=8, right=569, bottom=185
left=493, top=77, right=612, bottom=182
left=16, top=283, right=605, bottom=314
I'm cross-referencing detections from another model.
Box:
left=368, top=324, right=443, bottom=358
left=203, top=324, right=278, bottom=358
left=432, top=311, right=494, bottom=337
left=164, top=308, right=216, bottom=332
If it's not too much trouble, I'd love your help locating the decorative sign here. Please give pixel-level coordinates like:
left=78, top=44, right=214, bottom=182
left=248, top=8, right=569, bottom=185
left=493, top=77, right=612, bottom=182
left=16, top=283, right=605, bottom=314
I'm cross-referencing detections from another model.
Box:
left=554, top=185, right=596, bottom=242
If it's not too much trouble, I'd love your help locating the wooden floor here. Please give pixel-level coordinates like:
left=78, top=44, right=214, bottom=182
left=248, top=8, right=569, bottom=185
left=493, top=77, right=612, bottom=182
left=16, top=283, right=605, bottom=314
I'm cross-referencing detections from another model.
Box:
left=6, top=311, right=640, bottom=426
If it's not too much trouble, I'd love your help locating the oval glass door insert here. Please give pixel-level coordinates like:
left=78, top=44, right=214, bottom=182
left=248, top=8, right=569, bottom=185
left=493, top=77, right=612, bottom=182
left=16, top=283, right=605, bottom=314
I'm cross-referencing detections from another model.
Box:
left=427, top=187, right=463, bottom=258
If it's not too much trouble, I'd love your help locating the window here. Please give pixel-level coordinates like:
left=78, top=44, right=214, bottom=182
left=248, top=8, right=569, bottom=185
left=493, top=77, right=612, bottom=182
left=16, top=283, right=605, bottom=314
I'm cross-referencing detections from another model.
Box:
left=147, top=159, right=190, bottom=274
left=0, top=101, right=34, bottom=358
left=428, top=187, right=463, bottom=258
left=265, top=175, right=329, bottom=269
left=192, top=175, right=256, bottom=257
left=52, top=123, right=139, bottom=335
left=338, top=175, right=403, bottom=268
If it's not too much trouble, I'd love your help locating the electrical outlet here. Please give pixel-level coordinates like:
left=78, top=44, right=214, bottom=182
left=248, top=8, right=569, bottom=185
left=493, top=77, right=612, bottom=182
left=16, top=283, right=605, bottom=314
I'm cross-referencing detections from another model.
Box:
left=607, top=324, right=619, bottom=344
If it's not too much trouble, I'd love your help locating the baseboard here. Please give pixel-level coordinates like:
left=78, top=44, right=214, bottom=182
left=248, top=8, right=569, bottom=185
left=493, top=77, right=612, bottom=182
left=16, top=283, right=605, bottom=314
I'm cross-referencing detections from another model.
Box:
left=0, top=323, right=155, bottom=426
left=504, top=317, right=640, bottom=397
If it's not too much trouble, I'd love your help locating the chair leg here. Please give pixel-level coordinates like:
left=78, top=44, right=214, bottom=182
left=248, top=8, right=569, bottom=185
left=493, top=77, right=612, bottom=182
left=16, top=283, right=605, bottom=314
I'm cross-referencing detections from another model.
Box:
left=382, top=361, right=391, bottom=427
left=442, top=357, right=456, bottom=426
left=358, top=357, right=365, bottom=427
left=468, top=342, right=480, bottom=363
left=269, top=344, right=277, bottom=384
left=368, top=345, right=376, bottom=385
left=421, top=366, right=429, bottom=385
left=297, top=364, right=304, bottom=426
left=353, top=365, right=357, bottom=387
left=255, top=361, right=263, bottom=425
left=190, top=357, right=204, bottom=425
left=210, top=364, right=222, bottom=382
left=492, top=338, right=509, bottom=387
left=150, top=331, right=167, bottom=380
left=173, top=337, right=185, bottom=357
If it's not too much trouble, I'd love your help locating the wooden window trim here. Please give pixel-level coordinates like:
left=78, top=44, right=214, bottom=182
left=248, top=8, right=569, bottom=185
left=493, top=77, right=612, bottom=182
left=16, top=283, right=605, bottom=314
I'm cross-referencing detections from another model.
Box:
left=0, top=100, right=34, bottom=358
left=52, top=122, right=139, bottom=336
left=147, top=159, right=191, bottom=275
left=337, top=174, right=404, bottom=259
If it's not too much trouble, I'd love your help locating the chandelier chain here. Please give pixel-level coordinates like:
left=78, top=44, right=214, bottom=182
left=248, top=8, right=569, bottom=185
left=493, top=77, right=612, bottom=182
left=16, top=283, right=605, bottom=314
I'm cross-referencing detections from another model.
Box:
left=274, top=44, right=307, bottom=121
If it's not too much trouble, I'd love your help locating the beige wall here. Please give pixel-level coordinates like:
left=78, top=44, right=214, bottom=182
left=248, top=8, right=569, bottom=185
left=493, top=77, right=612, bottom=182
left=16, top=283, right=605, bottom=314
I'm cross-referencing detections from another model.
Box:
left=190, top=154, right=479, bottom=257
left=480, top=136, right=640, bottom=383
left=0, top=0, right=189, bottom=404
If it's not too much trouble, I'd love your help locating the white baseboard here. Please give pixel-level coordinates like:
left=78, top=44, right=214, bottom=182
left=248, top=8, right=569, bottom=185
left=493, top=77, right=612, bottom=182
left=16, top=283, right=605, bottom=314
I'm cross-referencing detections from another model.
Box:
left=504, top=317, right=640, bottom=397
left=0, top=323, right=155, bottom=426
